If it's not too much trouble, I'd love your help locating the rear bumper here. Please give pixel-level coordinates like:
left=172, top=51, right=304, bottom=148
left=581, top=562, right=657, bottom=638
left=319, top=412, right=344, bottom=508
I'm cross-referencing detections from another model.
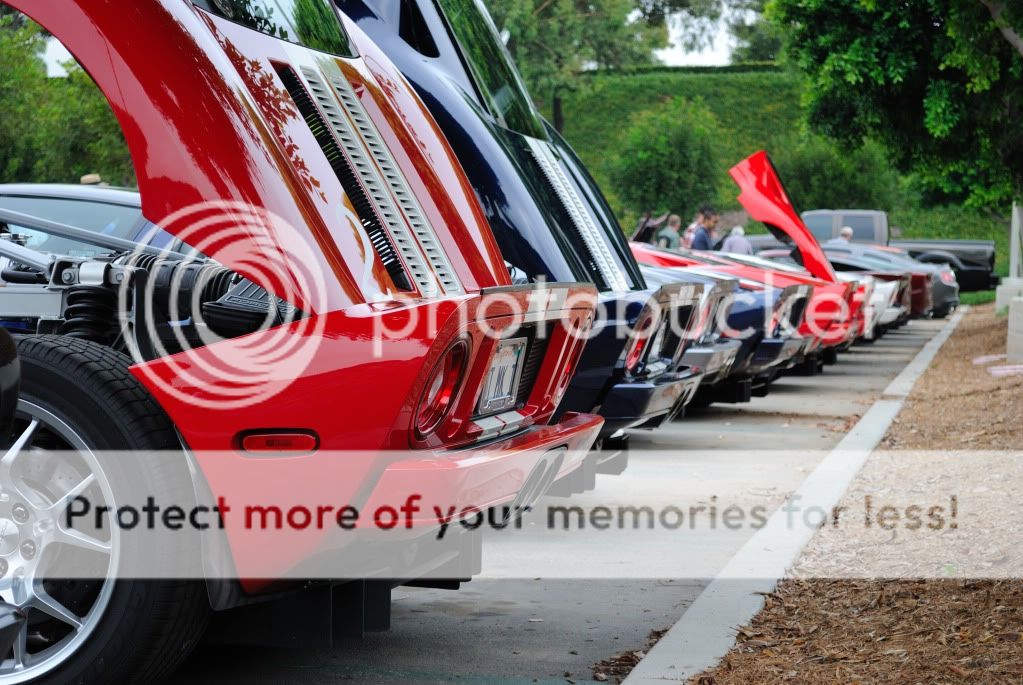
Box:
left=932, top=298, right=959, bottom=316
left=547, top=436, right=629, bottom=497
left=930, top=282, right=960, bottom=315
left=879, top=305, right=906, bottom=326
left=751, top=335, right=806, bottom=373
left=208, top=413, right=604, bottom=588
left=680, top=338, right=742, bottom=385
left=597, top=369, right=703, bottom=436
left=362, top=413, right=604, bottom=520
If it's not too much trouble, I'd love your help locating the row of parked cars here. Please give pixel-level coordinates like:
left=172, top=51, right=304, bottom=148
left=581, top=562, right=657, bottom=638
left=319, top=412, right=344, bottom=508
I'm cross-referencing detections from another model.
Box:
left=0, top=1, right=960, bottom=683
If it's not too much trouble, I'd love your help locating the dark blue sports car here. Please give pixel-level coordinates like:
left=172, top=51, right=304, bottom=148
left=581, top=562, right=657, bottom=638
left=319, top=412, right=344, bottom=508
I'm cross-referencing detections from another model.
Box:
left=339, top=0, right=705, bottom=457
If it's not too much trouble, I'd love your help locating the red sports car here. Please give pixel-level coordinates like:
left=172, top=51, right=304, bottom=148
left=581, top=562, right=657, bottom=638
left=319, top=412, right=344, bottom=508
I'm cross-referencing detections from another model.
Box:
left=0, top=1, right=601, bottom=682
left=633, top=152, right=862, bottom=355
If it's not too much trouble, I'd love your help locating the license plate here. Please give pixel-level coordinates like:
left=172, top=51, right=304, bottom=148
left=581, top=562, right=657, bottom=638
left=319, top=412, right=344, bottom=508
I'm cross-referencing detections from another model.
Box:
left=476, top=337, right=527, bottom=416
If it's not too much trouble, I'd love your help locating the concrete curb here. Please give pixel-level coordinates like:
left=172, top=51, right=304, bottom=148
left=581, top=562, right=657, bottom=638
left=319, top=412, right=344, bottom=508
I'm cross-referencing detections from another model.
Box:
left=623, top=308, right=968, bottom=685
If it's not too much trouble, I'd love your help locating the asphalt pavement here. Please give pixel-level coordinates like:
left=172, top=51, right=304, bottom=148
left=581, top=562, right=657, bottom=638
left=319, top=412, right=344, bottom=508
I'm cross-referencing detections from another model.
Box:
left=170, top=319, right=945, bottom=685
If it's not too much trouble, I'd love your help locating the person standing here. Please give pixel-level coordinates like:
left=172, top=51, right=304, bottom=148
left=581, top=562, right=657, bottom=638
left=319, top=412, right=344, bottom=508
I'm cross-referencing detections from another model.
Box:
left=690, top=205, right=719, bottom=251
left=655, top=214, right=683, bottom=249
left=721, top=226, right=754, bottom=255
left=828, top=226, right=854, bottom=245
left=682, top=216, right=697, bottom=248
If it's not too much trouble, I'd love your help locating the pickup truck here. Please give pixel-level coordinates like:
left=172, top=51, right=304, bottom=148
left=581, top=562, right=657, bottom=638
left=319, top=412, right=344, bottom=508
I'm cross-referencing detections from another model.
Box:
left=748, top=209, right=999, bottom=292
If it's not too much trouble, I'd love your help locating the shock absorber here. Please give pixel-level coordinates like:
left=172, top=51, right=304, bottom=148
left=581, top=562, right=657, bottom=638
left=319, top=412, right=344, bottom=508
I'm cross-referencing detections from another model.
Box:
left=59, top=285, right=118, bottom=344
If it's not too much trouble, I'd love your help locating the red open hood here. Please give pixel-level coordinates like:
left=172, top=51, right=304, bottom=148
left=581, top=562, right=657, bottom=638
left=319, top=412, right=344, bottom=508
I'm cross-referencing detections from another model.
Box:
left=729, top=151, right=837, bottom=283
left=13, top=0, right=508, bottom=314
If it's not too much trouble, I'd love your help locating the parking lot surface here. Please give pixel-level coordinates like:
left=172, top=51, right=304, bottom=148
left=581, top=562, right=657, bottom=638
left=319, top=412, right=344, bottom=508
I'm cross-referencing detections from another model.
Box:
left=172, top=320, right=945, bottom=684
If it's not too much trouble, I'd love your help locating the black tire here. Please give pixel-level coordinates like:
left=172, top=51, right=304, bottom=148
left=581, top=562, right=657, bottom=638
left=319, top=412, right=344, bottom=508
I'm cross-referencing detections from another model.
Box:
left=12, top=336, right=209, bottom=685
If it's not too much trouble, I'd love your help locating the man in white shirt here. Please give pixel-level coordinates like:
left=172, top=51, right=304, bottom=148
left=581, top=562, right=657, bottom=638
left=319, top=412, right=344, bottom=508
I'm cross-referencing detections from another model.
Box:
left=721, top=226, right=754, bottom=255
left=828, top=226, right=855, bottom=245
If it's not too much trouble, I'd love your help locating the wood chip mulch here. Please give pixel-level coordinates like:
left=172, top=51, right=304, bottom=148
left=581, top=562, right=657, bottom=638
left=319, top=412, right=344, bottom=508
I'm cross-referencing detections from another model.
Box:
left=883, top=304, right=1023, bottom=450
left=693, top=304, right=1023, bottom=684
left=693, top=578, right=1023, bottom=684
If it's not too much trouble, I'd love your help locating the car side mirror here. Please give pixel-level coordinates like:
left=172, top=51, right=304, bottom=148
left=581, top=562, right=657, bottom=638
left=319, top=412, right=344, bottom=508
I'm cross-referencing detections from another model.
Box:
left=890, top=226, right=903, bottom=238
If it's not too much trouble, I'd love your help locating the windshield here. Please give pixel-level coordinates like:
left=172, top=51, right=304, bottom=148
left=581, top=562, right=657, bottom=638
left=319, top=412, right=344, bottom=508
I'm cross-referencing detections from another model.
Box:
left=435, top=0, right=546, bottom=138
left=192, top=0, right=356, bottom=57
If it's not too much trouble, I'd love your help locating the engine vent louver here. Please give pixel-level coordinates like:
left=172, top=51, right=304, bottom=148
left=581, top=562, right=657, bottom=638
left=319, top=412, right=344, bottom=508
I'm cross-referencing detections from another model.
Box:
left=316, top=67, right=462, bottom=296
left=526, top=138, right=630, bottom=293
left=276, top=65, right=413, bottom=292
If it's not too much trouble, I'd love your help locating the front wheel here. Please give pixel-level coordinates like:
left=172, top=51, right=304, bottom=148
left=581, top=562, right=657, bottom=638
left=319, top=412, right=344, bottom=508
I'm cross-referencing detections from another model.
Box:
left=0, top=336, right=208, bottom=684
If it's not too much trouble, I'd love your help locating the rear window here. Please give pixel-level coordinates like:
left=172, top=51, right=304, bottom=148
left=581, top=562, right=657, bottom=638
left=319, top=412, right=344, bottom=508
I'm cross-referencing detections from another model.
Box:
left=802, top=214, right=833, bottom=242
left=840, top=215, right=877, bottom=241
left=192, top=0, right=356, bottom=57
left=0, top=196, right=143, bottom=257
left=435, top=0, right=546, bottom=139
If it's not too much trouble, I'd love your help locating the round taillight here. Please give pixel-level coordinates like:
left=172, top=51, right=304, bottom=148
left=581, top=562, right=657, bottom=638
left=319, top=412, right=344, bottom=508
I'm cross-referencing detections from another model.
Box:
left=415, top=340, right=468, bottom=437
left=624, top=311, right=657, bottom=372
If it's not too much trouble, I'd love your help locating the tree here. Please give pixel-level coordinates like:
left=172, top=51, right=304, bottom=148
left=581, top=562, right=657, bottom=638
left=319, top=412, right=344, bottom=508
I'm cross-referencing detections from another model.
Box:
left=770, top=136, right=898, bottom=211
left=0, top=5, right=26, bottom=27
left=728, top=0, right=782, bottom=63
left=769, top=0, right=1023, bottom=208
left=608, top=97, right=720, bottom=218
left=31, top=67, right=136, bottom=186
left=0, top=15, right=47, bottom=180
left=488, top=0, right=670, bottom=131
left=0, top=12, right=134, bottom=186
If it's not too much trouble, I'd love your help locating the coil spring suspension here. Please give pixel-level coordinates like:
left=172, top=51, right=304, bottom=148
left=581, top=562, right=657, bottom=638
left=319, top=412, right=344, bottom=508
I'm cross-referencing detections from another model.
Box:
left=59, top=285, right=118, bottom=344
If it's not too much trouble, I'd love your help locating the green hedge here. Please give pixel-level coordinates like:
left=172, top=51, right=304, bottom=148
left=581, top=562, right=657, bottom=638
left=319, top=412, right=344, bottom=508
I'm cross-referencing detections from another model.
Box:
left=575, top=63, right=784, bottom=76
left=553, top=68, right=804, bottom=219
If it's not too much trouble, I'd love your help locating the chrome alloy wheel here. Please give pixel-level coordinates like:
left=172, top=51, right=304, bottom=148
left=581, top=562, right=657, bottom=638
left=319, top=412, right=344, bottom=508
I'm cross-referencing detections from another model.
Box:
left=0, top=400, right=118, bottom=682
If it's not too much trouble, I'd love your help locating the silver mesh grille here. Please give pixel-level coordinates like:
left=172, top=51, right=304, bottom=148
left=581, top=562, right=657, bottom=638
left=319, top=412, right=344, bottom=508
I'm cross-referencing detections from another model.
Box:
left=300, top=62, right=463, bottom=296
left=525, top=138, right=630, bottom=292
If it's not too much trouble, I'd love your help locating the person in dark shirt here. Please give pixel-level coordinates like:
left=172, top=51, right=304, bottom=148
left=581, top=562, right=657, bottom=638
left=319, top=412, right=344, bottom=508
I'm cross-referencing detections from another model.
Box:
left=690, top=205, right=719, bottom=251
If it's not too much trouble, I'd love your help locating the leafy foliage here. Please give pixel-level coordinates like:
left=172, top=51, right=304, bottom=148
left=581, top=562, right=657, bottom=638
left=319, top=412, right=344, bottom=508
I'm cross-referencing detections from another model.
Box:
left=487, top=0, right=670, bottom=128
left=608, top=97, right=721, bottom=219
left=769, top=0, right=1023, bottom=207
left=769, top=136, right=898, bottom=212
left=728, top=0, right=782, bottom=63
left=0, top=15, right=45, bottom=180
left=557, top=66, right=803, bottom=214
left=0, top=17, right=134, bottom=186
